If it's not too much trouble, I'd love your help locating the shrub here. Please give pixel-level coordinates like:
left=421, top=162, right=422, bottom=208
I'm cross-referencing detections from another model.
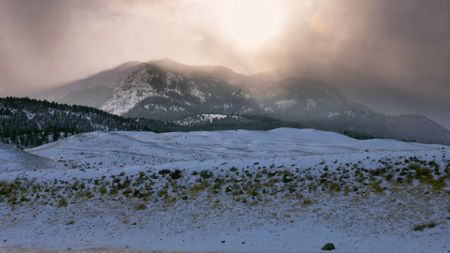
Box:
left=158, top=169, right=171, bottom=176
left=301, top=198, right=313, bottom=207
left=85, top=190, right=94, bottom=199
left=431, top=177, right=446, bottom=192
left=8, top=196, right=17, bottom=205
left=135, top=203, right=146, bottom=210
left=98, top=186, right=107, bottom=195
left=369, top=168, right=386, bottom=177
left=188, top=183, right=207, bottom=198
left=0, top=183, right=13, bottom=196
left=199, top=170, right=213, bottom=180
left=371, top=182, right=384, bottom=194
left=170, top=169, right=183, bottom=180
left=328, top=182, right=341, bottom=193
left=413, top=222, right=436, bottom=231
left=57, top=198, right=68, bottom=207
left=109, top=188, right=118, bottom=195
left=163, top=195, right=177, bottom=205
left=122, top=188, right=133, bottom=196
left=411, top=164, right=433, bottom=182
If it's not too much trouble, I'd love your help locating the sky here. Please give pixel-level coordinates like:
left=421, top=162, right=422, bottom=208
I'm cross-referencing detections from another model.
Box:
left=0, top=0, right=449, bottom=127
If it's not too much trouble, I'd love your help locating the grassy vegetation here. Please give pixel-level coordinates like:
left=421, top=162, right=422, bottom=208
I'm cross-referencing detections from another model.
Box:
left=0, top=158, right=448, bottom=222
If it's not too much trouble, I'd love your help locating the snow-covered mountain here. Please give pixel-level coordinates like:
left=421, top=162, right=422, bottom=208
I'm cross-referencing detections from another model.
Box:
left=31, top=59, right=450, bottom=145
left=258, top=78, right=450, bottom=144
left=102, top=59, right=256, bottom=121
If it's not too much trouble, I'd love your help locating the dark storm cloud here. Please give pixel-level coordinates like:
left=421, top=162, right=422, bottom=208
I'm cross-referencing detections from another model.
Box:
left=271, top=0, right=450, bottom=78
left=0, top=0, right=100, bottom=91
left=0, top=0, right=175, bottom=92
left=264, top=0, right=450, bottom=127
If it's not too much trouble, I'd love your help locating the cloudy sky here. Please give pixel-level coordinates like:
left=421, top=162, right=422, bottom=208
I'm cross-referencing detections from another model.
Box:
left=0, top=0, right=449, bottom=127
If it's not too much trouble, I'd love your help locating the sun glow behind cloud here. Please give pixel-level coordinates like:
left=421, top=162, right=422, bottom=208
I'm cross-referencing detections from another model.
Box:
left=0, top=0, right=321, bottom=86
left=211, top=0, right=287, bottom=51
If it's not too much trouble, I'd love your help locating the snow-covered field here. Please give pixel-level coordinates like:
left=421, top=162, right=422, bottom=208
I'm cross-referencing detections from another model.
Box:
left=1, top=128, right=449, bottom=253
left=25, top=128, right=448, bottom=175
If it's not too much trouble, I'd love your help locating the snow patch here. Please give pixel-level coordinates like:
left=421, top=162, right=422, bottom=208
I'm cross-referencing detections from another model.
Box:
left=275, top=99, right=296, bottom=109
left=306, top=98, right=317, bottom=110
left=190, top=86, right=206, bottom=102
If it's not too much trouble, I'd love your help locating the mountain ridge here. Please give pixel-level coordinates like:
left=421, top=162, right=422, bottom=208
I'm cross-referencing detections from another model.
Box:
left=26, top=59, right=450, bottom=145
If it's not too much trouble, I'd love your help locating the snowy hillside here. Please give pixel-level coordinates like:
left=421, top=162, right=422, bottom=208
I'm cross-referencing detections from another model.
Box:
left=0, top=128, right=449, bottom=253
left=0, top=97, right=175, bottom=148
left=0, top=143, right=62, bottom=172
left=27, top=128, right=448, bottom=171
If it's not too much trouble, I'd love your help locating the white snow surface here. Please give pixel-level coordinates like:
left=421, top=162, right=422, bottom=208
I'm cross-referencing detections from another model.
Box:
left=0, top=143, right=62, bottom=172
left=25, top=128, right=447, bottom=173
left=1, top=128, right=449, bottom=253
left=101, top=83, right=158, bottom=115
left=275, top=99, right=296, bottom=109
left=175, top=114, right=240, bottom=126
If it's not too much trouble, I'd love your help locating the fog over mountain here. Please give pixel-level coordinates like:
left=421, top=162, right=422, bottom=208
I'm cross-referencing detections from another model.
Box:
left=0, top=0, right=449, bottom=127
left=24, top=59, right=450, bottom=145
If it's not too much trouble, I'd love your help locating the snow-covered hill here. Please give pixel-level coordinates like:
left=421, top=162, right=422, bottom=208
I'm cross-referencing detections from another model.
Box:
left=27, top=128, right=447, bottom=171
left=0, top=142, right=62, bottom=172
left=1, top=128, right=449, bottom=253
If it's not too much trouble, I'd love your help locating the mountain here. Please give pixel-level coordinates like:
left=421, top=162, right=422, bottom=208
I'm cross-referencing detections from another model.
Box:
left=102, top=59, right=256, bottom=121
left=32, top=61, right=141, bottom=108
left=255, top=78, right=361, bottom=120
left=253, top=78, right=450, bottom=144
left=31, top=59, right=450, bottom=145
left=0, top=97, right=174, bottom=149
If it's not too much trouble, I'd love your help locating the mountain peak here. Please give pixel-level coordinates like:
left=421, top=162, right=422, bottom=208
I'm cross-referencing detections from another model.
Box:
left=116, top=61, right=142, bottom=70
left=147, top=58, right=241, bottom=78
left=149, top=58, right=182, bottom=68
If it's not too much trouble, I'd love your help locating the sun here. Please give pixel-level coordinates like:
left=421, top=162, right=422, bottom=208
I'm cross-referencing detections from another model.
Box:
left=215, top=0, right=286, bottom=50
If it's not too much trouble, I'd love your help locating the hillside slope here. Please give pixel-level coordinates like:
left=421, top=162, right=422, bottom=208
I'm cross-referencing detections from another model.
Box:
left=0, top=128, right=448, bottom=253
left=0, top=142, right=62, bottom=172
left=0, top=97, right=173, bottom=148
left=27, top=128, right=446, bottom=170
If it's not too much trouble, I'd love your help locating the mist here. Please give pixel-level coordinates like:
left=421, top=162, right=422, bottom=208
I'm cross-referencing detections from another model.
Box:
left=0, top=0, right=449, bottom=127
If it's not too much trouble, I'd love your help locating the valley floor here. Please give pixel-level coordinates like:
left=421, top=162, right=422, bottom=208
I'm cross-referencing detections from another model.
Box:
left=0, top=128, right=449, bottom=253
